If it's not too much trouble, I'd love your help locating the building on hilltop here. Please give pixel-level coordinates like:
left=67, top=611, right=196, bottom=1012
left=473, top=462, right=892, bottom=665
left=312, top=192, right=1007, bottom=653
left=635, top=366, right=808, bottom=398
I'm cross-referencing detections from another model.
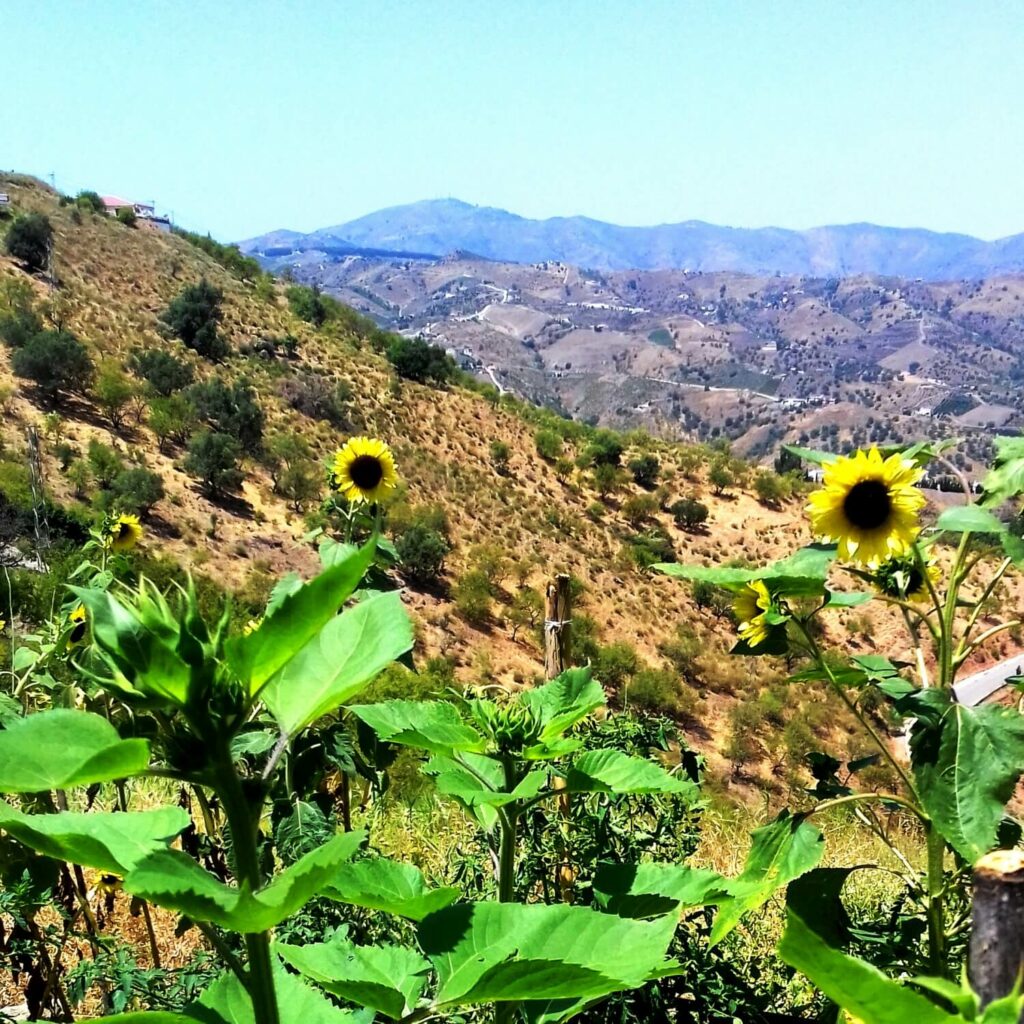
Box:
left=100, top=195, right=172, bottom=232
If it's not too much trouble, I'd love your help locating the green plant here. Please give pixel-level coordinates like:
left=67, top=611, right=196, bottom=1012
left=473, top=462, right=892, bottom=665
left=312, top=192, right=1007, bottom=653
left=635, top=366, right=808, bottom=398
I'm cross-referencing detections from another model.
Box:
left=94, top=360, right=137, bottom=430
left=186, top=379, right=265, bottom=455
left=386, top=335, right=455, bottom=384
left=656, top=438, right=1024, bottom=1018
left=116, top=206, right=138, bottom=228
left=394, top=523, right=449, bottom=587
left=12, top=330, right=94, bottom=398
left=535, top=428, right=563, bottom=461
left=490, top=439, right=511, bottom=474
left=130, top=350, right=195, bottom=397
left=184, top=431, right=244, bottom=497
left=627, top=453, right=660, bottom=489
left=454, top=568, right=492, bottom=625
left=161, top=278, right=229, bottom=361
left=5, top=212, right=53, bottom=272
left=670, top=496, right=709, bottom=531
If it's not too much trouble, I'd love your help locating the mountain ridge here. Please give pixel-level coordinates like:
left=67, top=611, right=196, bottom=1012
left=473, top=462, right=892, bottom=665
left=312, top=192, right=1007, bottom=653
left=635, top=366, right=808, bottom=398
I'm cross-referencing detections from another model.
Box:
left=239, top=198, right=1024, bottom=279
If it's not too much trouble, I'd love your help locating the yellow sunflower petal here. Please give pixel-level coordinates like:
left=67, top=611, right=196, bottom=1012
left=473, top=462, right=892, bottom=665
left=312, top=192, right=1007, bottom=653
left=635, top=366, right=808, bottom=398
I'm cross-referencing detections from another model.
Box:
left=331, top=436, right=399, bottom=503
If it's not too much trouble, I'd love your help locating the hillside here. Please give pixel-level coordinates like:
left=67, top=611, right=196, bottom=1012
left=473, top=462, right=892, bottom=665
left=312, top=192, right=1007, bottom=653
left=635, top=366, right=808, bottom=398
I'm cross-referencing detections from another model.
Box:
left=2, top=174, right=1022, bottom=798
left=244, top=249, right=1024, bottom=464
left=240, top=197, right=1024, bottom=277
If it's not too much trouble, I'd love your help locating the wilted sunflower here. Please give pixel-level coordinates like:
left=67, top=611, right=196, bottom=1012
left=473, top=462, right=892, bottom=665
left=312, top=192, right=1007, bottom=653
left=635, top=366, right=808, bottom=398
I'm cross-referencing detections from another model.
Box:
left=733, top=579, right=773, bottom=648
left=331, top=437, right=398, bottom=504
left=873, top=554, right=940, bottom=604
left=105, top=513, right=143, bottom=552
left=68, top=605, right=88, bottom=647
left=808, top=448, right=925, bottom=565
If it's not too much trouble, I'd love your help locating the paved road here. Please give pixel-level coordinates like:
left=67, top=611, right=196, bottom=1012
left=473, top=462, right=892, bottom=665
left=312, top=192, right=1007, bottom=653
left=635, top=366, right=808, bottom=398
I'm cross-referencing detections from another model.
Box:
left=953, top=655, right=1023, bottom=706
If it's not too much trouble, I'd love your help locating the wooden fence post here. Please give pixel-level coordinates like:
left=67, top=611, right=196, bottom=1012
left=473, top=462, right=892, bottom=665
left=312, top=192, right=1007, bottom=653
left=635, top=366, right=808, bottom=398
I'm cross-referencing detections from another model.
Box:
left=969, top=849, right=1024, bottom=1019
left=544, top=574, right=572, bottom=681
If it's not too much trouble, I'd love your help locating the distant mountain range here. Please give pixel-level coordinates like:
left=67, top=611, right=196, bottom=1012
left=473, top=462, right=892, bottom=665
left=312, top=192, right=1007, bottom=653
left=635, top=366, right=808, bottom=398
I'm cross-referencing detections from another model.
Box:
left=239, top=199, right=1024, bottom=279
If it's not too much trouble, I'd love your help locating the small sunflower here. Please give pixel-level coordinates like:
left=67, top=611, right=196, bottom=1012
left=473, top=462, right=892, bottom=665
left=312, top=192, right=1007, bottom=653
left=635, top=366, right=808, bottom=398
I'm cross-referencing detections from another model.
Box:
left=67, top=604, right=88, bottom=647
left=733, top=579, right=773, bottom=648
left=105, top=513, right=143, bottom=553
left=808, top=448, right=925, bottom=565
left=872, top=554, right=940, bottom=604
left=331, top=437, right=398, bottom=504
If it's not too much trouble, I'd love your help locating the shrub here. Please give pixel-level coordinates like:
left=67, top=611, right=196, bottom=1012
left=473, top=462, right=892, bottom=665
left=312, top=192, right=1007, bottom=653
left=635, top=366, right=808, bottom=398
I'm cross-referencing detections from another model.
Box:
left=172, top=227, right=264, bottom=281
left=186, top=379, right=264, bottom=455
left=709, top=461, right=733, bottom=495
left=489, top=440, right=510, bottom=474
left=184, top=431, right=244, bottom=497
left=86, top=440, right=125, bottom=490
left=386, top=335, right=456, bottom=384
left=754, top=470, right=787, bottom=507
left=116, top=207, right=137, bottom=228
left=285, top=284, right=328, bottom=326
left=454, top=569, right=492, bottom=625
left=148, top=394, right=198, bottom=449
left=5, top=213, right=53, bottom=272
left=626, top=526, right=675, bottom=568
left=670, top=496, right=709, bottom=531
left=129, top=349, right=194, bottom=396
left=75, top=190, right=105, bottom=213
left=12, top=330, right=93, bottom=397
left=592, top=463, right=623, bottom=497
left=161, top=278, right=228, bottom=361
left=622, top=494, right=659, bottom=527
left=94, top=361, right=136, bottom=429
left=277, top=460, right=321, bottom=512
left=506, top=586, right=543, bottom=641
left=627, top=668, right=680, bottom=715
left=593, top=641, right=639, bottom=689
left=261, top=431, right=311, bottom=492
left=395, top=524, right=450, bottom=587
left=0, top=306, right=42, bottom=348
left=584, top=429, right=624, bottom=467
left=277, top=372, right=348, bottom=425
left=628, top=453, right=660, bottom=489
left=692, top=579, right=733, bottom=618
left=534, top=428, right=563, bottom=461
left=108, top=467, right=165, bottom=515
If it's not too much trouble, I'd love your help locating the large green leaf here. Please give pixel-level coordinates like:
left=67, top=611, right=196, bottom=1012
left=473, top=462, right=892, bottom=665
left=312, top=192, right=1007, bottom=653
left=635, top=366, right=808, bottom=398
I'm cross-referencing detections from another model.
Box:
left=520, top=668, right=606, bottom=742
left=913, top=703, right=1024, bottom=862
left=654, top=543, right=835, bottom=596
left=426, top=755, right=546, bottom=807
left=349, top=700, right=487, bottom=756
left=278, top=933, right=430, bottom=1019
left=418, top=902, right=677, bottom=1007
left=592, top=862, right=727, bottom=918
left=980, top=436, right=1024, bottom=509
left=710, top=812, right=824, bottom=945
left=935, top=506, right=1007, bottom=535
left=0, top=804, right=188, bottom=874
left=563, top=749, right=698, bottom=797
left=782, top=444, right=838, bottom=466
left=0, top=710, right=150, bottom=791
left=226, top=541, right=376, bottom=696
left=123, top=831, right=365, bottom=931
left=325, top=857, right=459, bottom=920
left=778, top=910, right=959, bottom=1024
left=261, top=591, right=414, bottom=735
left=102, top=961, right=365, bottom=1024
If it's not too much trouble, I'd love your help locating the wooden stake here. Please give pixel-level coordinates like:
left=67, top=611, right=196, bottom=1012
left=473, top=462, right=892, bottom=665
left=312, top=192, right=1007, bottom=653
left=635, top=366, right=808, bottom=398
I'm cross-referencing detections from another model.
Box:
left=544, top=574, right=572, bottom=681
left=969, top=849, right=1024, bottom=1018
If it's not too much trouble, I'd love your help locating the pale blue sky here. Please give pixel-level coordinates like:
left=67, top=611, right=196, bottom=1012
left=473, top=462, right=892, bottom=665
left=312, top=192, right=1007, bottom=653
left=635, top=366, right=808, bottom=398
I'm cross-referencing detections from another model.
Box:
left=5, top=1, right=1023, bottom=242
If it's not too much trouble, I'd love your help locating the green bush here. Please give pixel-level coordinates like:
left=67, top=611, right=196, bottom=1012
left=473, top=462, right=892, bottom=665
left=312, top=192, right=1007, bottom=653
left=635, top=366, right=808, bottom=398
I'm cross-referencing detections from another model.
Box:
left=285, top=284, right=329, bottom=326
left=622, top=494, right=659, bottom=527
left=454, top=568, right=492, bottom=625
left=11, top=330, right=93, bottom=397
left=129, top=349, right=194, bottom=396
left=184, top=430, right=243, bottom=497
left=186, top=378, right=264, bottom=455
left=161, top=278, right=228, bottom=361
left=593, top=641, right=640, bottom=689
left=172, top=227, right=265, bottom=282
left=627, top=668, right=680, bottom=715
left=489, top=440, right=510, bottom=474
left=116, top=207, right=137, bottom=228
left=534, top=428, right=563, bottom=461
left=670, top=496, right=709, bottom=531
left=75, top=190, right=105, bottom=214
left=584, top=428, right=624, bottom=467
left=628, top=453, right=660, bottom=489
left=754, top=469, right=787, bottom=507
left=93, top=361, right=136, bottom=429
left=106, top=467, right=165, bottom=515
left=708, top=461, right=733, bottom=495
left=395, top=524, right=450, bottom=587
left=148, top=394, right=198, bottom=449
left=277, top=372, right=349, bottom=426
left=5, top=213, right=53, bottom=272
left=386, top=335, right=455, bottom=384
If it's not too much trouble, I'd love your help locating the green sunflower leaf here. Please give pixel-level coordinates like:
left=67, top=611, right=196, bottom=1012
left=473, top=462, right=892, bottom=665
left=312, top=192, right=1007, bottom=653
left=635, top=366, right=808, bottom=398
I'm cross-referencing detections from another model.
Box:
left=0, top=710, right=150, bottom=791
left=980, top=435, right=1024, bottom=508
left=349, top=700, right=488, bottom=756
left=563, top=749, right=699, bottom=797
left=935, top=506, right=1007, bottom=535
left=324, top=856, right=460, bottom=920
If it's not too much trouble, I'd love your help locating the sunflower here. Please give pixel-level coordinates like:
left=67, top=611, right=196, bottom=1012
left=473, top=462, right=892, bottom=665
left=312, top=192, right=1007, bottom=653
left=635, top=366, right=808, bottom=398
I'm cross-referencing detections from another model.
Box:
left=105, top=513, right=143, bottom=552
left=808, top=448, right=925, bottom=565
left=68, top=604, right=88, bottom=647
left=872, top=554, right=940, bottom=604
left=331, top=437, right=399, bottom=504
left=243, top=617, right=263, bottom=636
left=733, top=579, right=773, bottom=648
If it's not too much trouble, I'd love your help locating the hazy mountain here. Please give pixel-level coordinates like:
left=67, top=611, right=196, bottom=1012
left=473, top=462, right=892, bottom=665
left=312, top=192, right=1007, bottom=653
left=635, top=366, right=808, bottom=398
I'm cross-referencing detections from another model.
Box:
left=240, top=199, right=1024, bottom=279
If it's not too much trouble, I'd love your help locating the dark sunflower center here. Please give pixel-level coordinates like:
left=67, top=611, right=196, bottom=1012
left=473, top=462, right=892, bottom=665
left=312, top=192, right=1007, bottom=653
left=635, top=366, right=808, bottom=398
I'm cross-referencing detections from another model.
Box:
left=904, top=567, right=924, bottom=594
left=70, top=621, right=87, bottom=644
left=116, top=524, right=130, bottom=540
left=842, top=480, right=892, bottom=531
left=349, top=455, right=384, bottom=490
